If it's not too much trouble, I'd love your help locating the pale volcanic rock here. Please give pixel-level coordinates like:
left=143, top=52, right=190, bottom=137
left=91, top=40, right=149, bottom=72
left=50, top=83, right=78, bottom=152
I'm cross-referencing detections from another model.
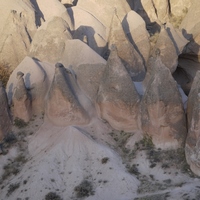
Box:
left=31, top=0, right=71, bottom=27
left=0, top=8, right=36, bottom=70
left=108, top=12, right=145, bottom=81
left=96, top=47, right=140, bottom=132
left=152, top=23, right=188, bottom=73
left=60, top=39, right=107, bottom=67
left=77, top=0, right=131, bottom=29
left=29, top=17, right=72, bottom=64
left=141, top=55, right=187, bottom=149
left=71, top=6, right=107, bottom=56
left=170, top=0, right=191, bottom=17
left=7, top=56, right=52, bottom=115
left=45, top=63, right=90, bottom=126
left=12, top=72, right=32, bottom=122
left=186, top=71, right=200, bottom=176
left=0, top=82, right=11, bottom=140
left=73, top=63, right=106, bottom=102
left=122, top=10, right=150, bottom=65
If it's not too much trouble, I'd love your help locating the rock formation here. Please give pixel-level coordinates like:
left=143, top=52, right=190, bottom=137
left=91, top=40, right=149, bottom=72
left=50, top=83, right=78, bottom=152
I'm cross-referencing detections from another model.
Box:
left=73, top=63, right=106, bottom=102
left=45, top=63, right=90, bottom=126
left=152, top=23, right=188, bottom=73
left=186, top=71, right=200, bottom=176
left=96, top=47, right=140, bottom=132
left=0, top=81, right=11, bottom=140
left=122, top=10, right=150, bottom=65
left=108, top=11, right=145, bottom=81
left=141, top=54, right=187, bottom=149
left=12, top=72, right=32, bottom=122
left=29, top=17, right=72, bottom=63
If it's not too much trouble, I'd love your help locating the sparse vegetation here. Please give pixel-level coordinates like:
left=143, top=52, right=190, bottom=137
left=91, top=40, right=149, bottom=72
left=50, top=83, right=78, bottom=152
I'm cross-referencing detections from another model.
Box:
left=101, top=157, right=109, bottom=164
left=0, top=63, right=10, bottom=87
left=7, top=183, right=20, bottom=196
left=14, top=118, right=28, bottom=128
left=45, top=192, right=62, bottom=200
left=74, top=180, right=94, bottom=198
left=169, top=8, right=188, bottom=28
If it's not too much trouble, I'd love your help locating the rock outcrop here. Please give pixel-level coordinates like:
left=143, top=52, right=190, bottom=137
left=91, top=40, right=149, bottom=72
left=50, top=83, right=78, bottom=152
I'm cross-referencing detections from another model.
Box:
left=0, top=6, right=36, bottom=70
left=152, top=23, right=188, bottom=73
left=12, top=72, right=32, bottom=122
left=96, top=47, right=140, bottom=132
left=73, top=63, right=106, bottom=102
left=7, top=57, right=51, bottom=115
left=186, top=71, right=200, bottom=176
left=0, top=82, right=11, bottom=140
left=45, top=63, right=90, bottom=126
left=141, top=54, right=187, bottom=149
left=29, top=17, right=72, bottom=63
left=71, top=6, right=107, bottom=56
left=108, top=12, right=145, bottom=81
left=122, top=10, right=150, bottom=65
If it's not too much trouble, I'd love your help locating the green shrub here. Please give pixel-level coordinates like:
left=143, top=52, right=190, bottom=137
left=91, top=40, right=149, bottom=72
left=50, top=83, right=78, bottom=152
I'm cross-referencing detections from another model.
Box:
left=14, top=118, right=28, bottom=128
left=74, top=180, right=94, bottom=198
left=7, top=183, right=20, bottom=196
left=0, top=63, right=10, bottom=87
left=45, top=192, right=62, bottom=200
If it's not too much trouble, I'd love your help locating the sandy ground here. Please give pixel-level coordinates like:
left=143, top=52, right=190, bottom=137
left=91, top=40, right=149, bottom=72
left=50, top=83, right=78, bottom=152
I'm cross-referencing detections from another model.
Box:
left=0, top=112, right=199, bottom=200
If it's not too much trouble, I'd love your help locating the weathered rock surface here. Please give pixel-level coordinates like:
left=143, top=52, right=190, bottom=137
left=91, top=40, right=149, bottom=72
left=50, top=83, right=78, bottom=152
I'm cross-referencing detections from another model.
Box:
left=170, top=0, right=191, bottom=17
left=12, top=72, right=32, bottom=122
left=0, top=6, right=36, bottom=70
left=152, top=23, right=188, bottom=73
left=0, top=82, right=11, bottom=140
left=96, top=47, right=140, bottom=132
left=122, top=10, right=150, bottom=65
left=77, top=0, right=131, bottom=29
left=7, top=57, right=51, bottom=115
left=141, top=55, right=187, bottom=149
left=186, top=71, right=200, bottom=176
left=108, top=12, right=145, bottom=81
left=73, top=63, right=106, bottom=102
left=71, top=7, right=107, bottom=56
left=45, top=63, right=90, bottom=126
left=29, top=17, right=72, bottom=63
left=60, top=39, right=107, bottom=67
left=31, top=0, right=71, bottom=27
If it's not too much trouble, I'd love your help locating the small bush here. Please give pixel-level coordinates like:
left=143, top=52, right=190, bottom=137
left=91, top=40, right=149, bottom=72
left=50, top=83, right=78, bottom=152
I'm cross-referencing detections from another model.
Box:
left=101, top=157, right=109, bottom=164
left=0, top=64, right=10, bottom=87
left=7, top=183, right=20, bottom=196
left=14, top=118, right=28, bottom=128
left=74, top=180, right=94, bottom=198
left=45, top=192, right=62, bottom=200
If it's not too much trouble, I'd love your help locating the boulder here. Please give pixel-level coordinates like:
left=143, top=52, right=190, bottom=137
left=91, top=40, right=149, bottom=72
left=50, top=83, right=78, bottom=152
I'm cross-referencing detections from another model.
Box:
left=29, top=17, right=72, bottom=63
left=108, top=12, right=145, bottom=81
left=77, top=0, right=131, bottom=28
left=31, top=0, right=72, bottom=27
left=141, top=54, right=187, bottom=149
left=96, top=47, right=140, bottom=132
left=7, top=56, right=53, bottom=115
left=152, top=23, right=188, bottom=73
left=73, top=63, right=106, bottom=102
left=12, top=72, right=32, bottom=122
left=60, top=39, right=107, bottom=67
left=186, top=71, right=200, bottom=176
left=0, top=7, right=36, bottom=70
left=71, top=7, right=107, bottom=56
left=0, top=82, right=11, bottom=140
left=170, top=0, right=191, bottom=18
left=133, top=0, right=168, bottom=24
left=45, top=63, right=90, bottom=126
left=122, top=10, right=150, bottom=65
